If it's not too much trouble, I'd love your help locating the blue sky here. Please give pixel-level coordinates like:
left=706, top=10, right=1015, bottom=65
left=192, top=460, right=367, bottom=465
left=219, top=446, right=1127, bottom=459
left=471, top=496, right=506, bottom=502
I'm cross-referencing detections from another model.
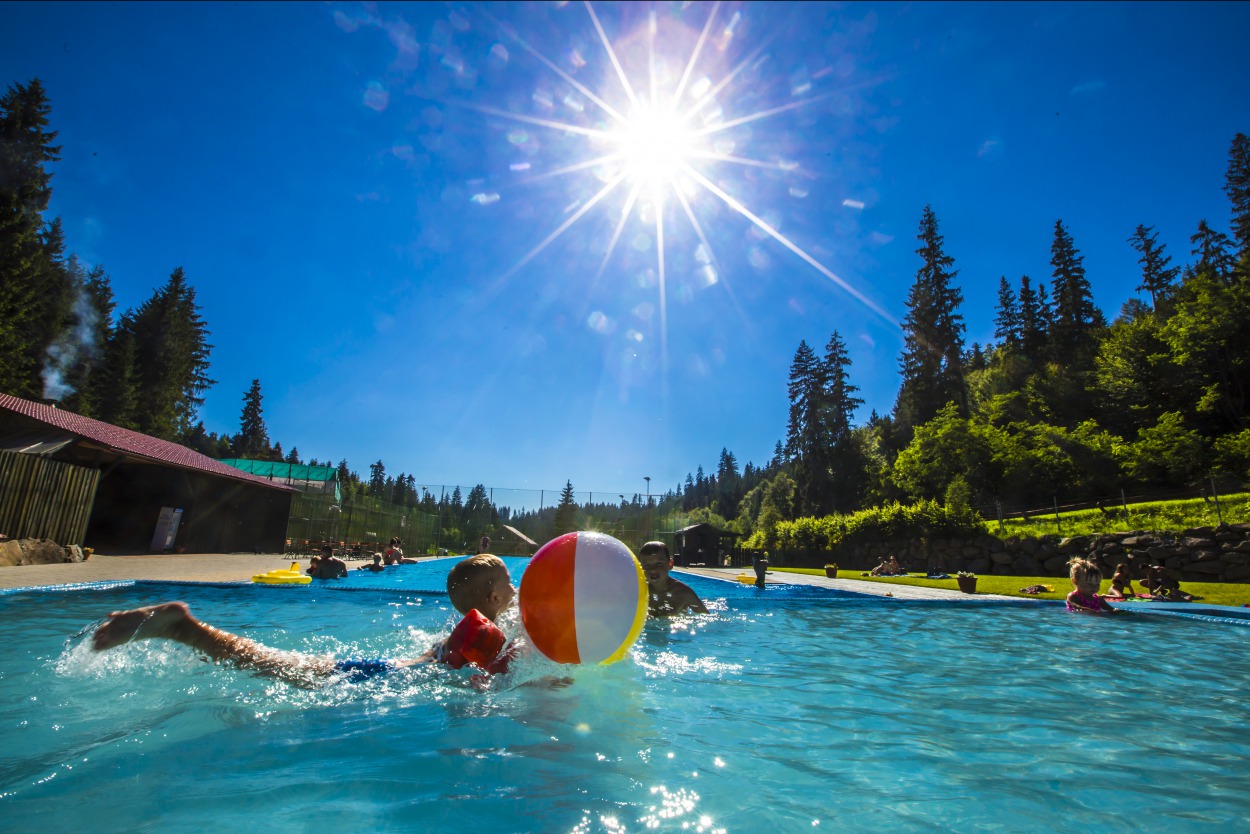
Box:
left=3, top=1, right=1248, bottom=502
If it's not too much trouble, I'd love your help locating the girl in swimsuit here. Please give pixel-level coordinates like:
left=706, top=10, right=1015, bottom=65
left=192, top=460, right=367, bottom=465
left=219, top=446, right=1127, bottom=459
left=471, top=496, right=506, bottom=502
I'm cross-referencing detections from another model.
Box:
left=1106, top=563, right=1137, bottom=599
left=1065, top=558, right=1120, bottom=614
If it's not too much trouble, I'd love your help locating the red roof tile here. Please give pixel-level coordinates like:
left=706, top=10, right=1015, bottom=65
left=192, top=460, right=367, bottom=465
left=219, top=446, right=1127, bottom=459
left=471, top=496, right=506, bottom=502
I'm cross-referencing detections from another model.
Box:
left=0, top=392, right=292, bottom=491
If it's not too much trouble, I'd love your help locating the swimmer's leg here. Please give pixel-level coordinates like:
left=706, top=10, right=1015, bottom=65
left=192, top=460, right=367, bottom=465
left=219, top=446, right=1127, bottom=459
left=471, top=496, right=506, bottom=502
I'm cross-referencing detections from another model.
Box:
left=92, top=601, right=339, bottom=688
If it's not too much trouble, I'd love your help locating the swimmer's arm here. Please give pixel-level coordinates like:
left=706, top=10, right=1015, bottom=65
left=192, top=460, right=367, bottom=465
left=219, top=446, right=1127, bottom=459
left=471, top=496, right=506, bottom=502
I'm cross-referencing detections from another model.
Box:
left=674, top=583, right=708, bottom=614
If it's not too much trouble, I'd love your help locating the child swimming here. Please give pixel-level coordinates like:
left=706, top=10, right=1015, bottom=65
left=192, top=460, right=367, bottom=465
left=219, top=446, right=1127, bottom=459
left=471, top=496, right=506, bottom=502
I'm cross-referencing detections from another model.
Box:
left=1065, top=558, right=1120, bottom=615
left=91, top=554, right=518, bottom=687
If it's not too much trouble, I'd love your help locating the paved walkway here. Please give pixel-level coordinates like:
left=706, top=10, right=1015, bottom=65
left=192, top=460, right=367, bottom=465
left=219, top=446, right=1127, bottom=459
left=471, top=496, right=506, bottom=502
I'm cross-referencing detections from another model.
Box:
left=681, top=566, right=1025, bottom=602
left=0, top=552, right=322, bottom=589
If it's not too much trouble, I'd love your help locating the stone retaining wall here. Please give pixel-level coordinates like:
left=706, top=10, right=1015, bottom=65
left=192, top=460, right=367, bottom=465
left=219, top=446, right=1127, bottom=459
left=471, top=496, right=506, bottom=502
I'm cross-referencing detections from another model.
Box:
left=839, top=523, right=1250, bottom=582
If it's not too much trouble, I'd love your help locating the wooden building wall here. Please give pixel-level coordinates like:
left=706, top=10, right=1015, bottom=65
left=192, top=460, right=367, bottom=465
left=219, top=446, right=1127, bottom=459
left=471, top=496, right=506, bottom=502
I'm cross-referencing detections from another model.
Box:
left=0, top=450, right=100, bottom=544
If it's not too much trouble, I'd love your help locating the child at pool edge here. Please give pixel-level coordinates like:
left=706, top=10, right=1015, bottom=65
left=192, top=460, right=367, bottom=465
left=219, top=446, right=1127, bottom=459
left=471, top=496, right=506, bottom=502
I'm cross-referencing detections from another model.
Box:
left=637, top=541, right=708, bottom=617
left=90, top=554, right=518, bottom=688
left=1065, top=557, right=1121, bottom=614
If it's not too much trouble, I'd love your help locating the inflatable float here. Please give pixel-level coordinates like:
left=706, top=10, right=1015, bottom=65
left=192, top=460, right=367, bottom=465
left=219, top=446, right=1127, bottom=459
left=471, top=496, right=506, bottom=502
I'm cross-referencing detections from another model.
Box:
left=252, top=562, right=312, bottom=585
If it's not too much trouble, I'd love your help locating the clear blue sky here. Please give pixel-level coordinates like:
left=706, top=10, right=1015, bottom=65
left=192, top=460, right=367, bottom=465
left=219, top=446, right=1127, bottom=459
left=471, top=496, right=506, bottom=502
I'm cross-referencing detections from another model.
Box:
left=3, top=1, right=1248, bottom=501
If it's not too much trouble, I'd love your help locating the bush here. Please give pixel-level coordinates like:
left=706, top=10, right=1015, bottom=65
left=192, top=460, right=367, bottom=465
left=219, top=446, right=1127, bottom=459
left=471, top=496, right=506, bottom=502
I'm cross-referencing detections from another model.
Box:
left=769, top=500, right=988, bottom=551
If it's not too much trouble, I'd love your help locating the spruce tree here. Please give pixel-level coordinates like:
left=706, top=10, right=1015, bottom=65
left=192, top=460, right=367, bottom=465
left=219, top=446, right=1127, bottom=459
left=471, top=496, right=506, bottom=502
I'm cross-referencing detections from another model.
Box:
left=993, top=276, right=1022, bottom=347
left=554, top=480, right=577, bottom=535
left=785, top=340, right=822, bottom=461
left=823, top=330, right=864, bottom=512
left=894, top=205, right=967, bottom=433
left=236, top=379, right=270, bottom=459
left=129, top=267, right=215, bottom=439
left=369, top=460, right=386, bottom=495
left=1015, top=277, right=1045, bottom=362
left=286, top=447, right=301, bottom=464
left=1128, top=224, right=1179, bottom=308
left=1048, top=219, right=1104, bottom=360
left=59, top=262, right=116, bottom=416
left=93, top=315, right=140, bottom=429
left=1191, top=219, right=1235, bottom=280
left=1225, top=133, right=1250, bottom=259
left=0, top=79, right=62, bottom=396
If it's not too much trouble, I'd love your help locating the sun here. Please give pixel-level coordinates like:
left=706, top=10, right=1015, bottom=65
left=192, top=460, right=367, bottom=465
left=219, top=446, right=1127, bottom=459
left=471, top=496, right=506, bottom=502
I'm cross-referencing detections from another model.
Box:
left=611, top=104, right=701, bottom=193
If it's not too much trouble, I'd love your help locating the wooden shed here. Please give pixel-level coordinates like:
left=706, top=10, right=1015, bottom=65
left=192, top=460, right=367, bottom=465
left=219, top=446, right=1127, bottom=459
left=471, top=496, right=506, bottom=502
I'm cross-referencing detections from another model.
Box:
left=0, top=393, right=293, bottom=554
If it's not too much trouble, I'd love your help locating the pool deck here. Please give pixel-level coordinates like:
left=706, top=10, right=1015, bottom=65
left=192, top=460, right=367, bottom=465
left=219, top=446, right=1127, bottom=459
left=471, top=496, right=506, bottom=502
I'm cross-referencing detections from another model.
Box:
left=0, top=553, right=1019, bottom=602
left=681, top=566, right=1024, bottom=602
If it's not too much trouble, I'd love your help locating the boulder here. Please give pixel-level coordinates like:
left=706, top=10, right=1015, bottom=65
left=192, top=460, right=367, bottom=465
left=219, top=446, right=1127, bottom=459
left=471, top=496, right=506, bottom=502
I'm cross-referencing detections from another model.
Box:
left=968, top=557, right=992, bottom=575
left=1192, top=550, right=1221, bottom=562
left=1044, top=554, right=1070, bottom=573
left=12, top=538, right=76, bottom=566
left=1147, top=545, right=1177, bottom=561
left=1018, top=538, right=1040, bottom=554
left=0, top=540, right=22, bottom=567
left=991, top=551, right=1015, bottom=565
left=1012, top=554, right=1044, bottom=575
left=1225, top=564, right=1250, bottom=582
left=1100, top=542, right=1123, bottom=555
left=1121, top=535, right=1152, bottom=548
left=1233, top=540, right=1250, bottom=554
left=1181, top=537, right=1217, bottom=550
left=1183, top=526, right=1215, bottom=538
left=1183, top=560, right=1226, bottom=575
left=963, top=546, right=983, bottom=559
left=1058, top=536, right=1089, bottom=553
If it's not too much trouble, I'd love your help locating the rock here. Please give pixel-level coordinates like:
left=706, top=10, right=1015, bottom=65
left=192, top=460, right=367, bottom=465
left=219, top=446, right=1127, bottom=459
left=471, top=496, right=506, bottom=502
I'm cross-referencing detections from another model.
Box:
left=1012, top=554, right=1043, bottom=575
left=1147, top=545, right=1177, bottom=561
left=1058, top=536, right=1089, bottom=553
left=962, top=546, right=983, bottom=558
left=1165, top=556, right=1185, bottom=569
left=1019, top=538, right=1040, bottom=554
left=1184, top=560, right=1226, bottom=575
left=991, top=551, right=1015, bottom=565
left=1224, top=552, right=1250, bottom=566
left=1226, top=564, right=1250, bottom=581
left=968, top=557, right=992, bottom=575
left=1183, top=526, right=1215, bottom=538
left=1192, top=550, right=1221, bottom=562
left=1100, top=542, right=1123, bottom=555
left=0, top=540, right=22, bottom=567
left=1215, top=531, right=1241, bottom=542
left=1182, top=537, right=1217, bottom=550
left=1121, top=535, right=1153, bottom=548
left=1044, top=554, right=1070, bottom=573
left=1233, top=541, right=1250, bottom=553
left=67, top=544, right=84, bottom=562
left=14, top=538, right=73, bottom=565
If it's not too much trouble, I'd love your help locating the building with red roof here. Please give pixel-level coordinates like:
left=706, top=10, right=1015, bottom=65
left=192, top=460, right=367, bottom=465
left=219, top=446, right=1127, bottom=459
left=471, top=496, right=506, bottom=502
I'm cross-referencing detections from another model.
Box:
left=0, top=392, right=293, bottom=554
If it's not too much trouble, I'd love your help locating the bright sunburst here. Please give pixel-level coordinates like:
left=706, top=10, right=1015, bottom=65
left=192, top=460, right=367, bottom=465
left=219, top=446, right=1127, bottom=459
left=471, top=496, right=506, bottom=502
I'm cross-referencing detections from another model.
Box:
left=460, top=1, right=896, bottom=371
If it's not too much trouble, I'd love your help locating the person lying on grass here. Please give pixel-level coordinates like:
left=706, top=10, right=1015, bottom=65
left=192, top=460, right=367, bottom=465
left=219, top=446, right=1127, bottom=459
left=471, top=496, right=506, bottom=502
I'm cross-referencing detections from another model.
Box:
left=92, top=554, right=521, bottom=688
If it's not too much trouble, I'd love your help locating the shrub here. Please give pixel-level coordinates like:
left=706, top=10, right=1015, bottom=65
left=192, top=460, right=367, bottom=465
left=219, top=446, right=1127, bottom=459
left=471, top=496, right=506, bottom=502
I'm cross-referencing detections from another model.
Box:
left=770, top=500, right=988, bottom=551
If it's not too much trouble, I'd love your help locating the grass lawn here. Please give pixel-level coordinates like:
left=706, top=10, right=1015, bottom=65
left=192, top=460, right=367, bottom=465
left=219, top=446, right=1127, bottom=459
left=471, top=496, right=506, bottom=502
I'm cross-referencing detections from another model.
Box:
left=993, top=492, right=1250, bottom=539
left=770, top=567, right=1250, bottom=607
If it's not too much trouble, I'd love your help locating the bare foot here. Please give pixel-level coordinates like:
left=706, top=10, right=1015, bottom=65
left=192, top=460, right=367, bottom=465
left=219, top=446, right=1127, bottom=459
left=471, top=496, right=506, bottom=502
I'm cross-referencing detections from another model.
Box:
left=92, top=602, right=192, bottom=651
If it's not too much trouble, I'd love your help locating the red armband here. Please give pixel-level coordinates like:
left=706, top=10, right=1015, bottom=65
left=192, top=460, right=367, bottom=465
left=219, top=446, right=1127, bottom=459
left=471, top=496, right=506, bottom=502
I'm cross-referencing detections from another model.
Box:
left=441, top=609, right=506, bottom=670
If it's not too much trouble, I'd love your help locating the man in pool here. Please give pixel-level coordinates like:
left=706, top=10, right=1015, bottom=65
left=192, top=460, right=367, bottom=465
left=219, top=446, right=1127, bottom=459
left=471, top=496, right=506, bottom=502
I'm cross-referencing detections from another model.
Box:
left=91, top=554, right=518, bottom=687
left=637, top=541, right=708, bottom=617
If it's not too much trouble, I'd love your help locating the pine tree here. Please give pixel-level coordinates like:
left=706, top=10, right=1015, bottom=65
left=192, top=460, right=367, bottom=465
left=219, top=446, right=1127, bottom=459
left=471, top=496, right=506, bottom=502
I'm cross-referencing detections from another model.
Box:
left=1048, top=219, right=1104, bottom=360
left=129, top=267, right=215, bottom=439
left=1191, top=219, right=1236, bottom=280
left=554, top=480, right=577, bottom=535
left=894, top=205, right=967, bottom=432
left=993, top=276, right=1022, bottom=347
left=1225, top=133, right=1250, bottom=259
left=236, top=379, right=270, bottom=459
left=92, top=314, right=140, bottom=429
left=285, top=446, right=301, bottom=464
left=1129, top=224, right=1179, bottom=308
left=823, top=330, right=865, bottom=512
left=0, top=79, right=62, bottom=396
left=785, top=340, right=821, bottom=462
left=59, top=262, right=116, bottom=416
left=368, top=460, right=386, bottom=496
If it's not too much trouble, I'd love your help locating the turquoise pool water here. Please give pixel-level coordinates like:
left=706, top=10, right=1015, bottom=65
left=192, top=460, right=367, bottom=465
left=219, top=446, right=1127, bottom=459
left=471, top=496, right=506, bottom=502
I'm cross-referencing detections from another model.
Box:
left=2, top=563, right=1249, bottom=832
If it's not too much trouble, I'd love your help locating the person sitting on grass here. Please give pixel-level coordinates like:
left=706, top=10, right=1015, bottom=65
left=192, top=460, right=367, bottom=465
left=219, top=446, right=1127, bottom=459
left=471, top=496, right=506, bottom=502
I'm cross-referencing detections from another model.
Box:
left=1105, top=563, right=1138, bottom=599
left=1065, top=557, right=1121, bottom=615
left=637, top=541, right=708, bottom=617
left=357, top=554, right=386, bottom=573
left=1141, top=564, right=1196, bottom=601
left=91, top=554, right=519, bottom=688
left=870, top=555, right=905, bottom=577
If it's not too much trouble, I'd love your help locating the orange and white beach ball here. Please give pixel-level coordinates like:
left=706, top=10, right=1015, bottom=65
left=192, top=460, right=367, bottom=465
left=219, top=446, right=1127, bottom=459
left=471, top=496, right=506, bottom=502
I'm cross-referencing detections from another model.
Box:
left=519, top=531, right=648, bottom=665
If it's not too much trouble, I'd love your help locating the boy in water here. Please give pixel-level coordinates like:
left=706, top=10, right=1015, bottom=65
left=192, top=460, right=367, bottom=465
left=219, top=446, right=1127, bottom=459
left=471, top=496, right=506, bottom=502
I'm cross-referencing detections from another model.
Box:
left=637, top=541, right=708, bottom=617
left=91, top=554, right=517, bottom=687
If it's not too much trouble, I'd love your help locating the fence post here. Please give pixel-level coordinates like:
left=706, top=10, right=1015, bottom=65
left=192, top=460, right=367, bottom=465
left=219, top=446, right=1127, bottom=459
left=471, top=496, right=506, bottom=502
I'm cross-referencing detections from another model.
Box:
left=1120, top=488, right=1128, bottom=517
left=1211, top=475, right=1223, bottom=525
left=996, top=500, right=1004, bottom=534
left=1053, top=496, right=1061, bottom=535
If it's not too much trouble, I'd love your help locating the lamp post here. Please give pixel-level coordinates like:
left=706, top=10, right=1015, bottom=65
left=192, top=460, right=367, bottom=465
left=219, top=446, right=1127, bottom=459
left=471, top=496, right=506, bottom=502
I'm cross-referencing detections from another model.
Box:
left=644, top=476, right=651, bottom=504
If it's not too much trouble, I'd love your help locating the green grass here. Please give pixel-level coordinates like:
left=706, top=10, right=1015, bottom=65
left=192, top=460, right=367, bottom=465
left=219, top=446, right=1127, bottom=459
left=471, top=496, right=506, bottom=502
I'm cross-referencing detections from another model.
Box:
left=991, top=492, right=1250, bottom=539
left=771, top=567, right=1250, bottom=607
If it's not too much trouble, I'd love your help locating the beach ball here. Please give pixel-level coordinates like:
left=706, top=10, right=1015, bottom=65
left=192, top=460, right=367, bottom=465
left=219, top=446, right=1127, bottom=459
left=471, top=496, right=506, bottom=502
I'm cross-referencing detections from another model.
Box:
left=519, top=531, right=648, bottom=665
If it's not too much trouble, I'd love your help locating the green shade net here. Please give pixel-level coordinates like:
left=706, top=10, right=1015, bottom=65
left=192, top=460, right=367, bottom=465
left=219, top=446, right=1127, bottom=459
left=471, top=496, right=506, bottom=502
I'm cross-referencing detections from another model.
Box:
left=219, top=459, right=340, bottom=500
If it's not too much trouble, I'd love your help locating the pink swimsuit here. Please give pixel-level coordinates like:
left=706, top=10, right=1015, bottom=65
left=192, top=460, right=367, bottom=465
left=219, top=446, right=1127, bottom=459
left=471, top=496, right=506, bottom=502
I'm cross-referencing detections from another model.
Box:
left=1066, top=590, right=1108, bottom=613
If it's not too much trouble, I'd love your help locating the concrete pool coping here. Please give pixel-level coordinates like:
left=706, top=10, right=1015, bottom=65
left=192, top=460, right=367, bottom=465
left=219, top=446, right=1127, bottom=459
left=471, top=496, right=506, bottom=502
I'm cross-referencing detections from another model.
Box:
left=0, top=552, right=1015, bottom=602
left=3, top=554, right=1245, bottom=623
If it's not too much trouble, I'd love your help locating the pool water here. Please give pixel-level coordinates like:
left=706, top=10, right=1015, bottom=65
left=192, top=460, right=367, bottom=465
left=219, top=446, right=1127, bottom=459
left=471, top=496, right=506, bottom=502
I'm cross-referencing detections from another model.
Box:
left=2, top=563, right=1249, bottom=832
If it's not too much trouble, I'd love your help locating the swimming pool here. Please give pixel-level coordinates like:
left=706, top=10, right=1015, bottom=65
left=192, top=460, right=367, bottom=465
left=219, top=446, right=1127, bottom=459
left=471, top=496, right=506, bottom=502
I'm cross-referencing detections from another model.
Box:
left=2, top=563, right=1248, bottom=832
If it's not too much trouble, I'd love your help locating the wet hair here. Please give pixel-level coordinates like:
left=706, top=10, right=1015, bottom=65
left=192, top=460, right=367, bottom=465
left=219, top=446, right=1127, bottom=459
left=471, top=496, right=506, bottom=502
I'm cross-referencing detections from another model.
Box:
left=446, top=554, right=507, bottom=614
left=638, top=541, right=669, bottom=561
left=1114, top=562, right=1129, bottom=574
left=1069, top=557, right=1102, bottom=585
